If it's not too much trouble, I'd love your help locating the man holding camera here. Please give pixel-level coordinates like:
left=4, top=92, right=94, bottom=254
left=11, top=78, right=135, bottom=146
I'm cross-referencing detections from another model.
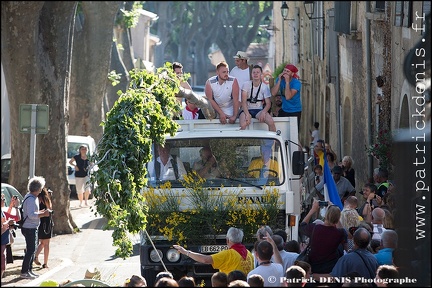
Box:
left=314, top=166, right=356, bottom=203
left=239, top=65, right=276, bottom=132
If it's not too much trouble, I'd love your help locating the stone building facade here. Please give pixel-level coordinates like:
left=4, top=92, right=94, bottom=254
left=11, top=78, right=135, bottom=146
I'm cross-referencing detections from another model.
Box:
left=271, top=1, right=430, bottom=187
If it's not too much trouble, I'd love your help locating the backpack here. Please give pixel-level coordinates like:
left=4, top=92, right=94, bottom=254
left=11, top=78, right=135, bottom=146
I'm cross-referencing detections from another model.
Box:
left=16, top=197, right=28, bottom=228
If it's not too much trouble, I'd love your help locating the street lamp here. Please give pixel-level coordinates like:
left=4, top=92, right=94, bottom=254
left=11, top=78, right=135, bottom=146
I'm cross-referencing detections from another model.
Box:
left=304, top=1, right=325, bottom=19
left=281, top=1, right=289, bottom=20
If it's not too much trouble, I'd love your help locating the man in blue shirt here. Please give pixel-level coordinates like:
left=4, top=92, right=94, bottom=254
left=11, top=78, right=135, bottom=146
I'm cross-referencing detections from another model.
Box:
left=375, top=229, right=398, bottom=265
left=271, top=64, right=302, bottom=130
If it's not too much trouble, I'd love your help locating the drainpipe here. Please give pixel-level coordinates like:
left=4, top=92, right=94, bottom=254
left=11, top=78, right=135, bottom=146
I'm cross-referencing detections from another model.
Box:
left=311, top=21, right=316, bottom=121
left=335, top=34, right=342, bottom=159
left=282, top=15, right=285, bottom=63
left=366, top=2, right=373, bottom=178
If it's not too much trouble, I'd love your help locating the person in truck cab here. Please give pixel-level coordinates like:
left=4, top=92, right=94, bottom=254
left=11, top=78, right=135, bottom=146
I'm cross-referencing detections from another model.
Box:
left=173, top=227, right=254, bottom=275
left=147, top=143, right=187, bottom=181
left=247, top=144, right=279, bottom=179
left=193, top=146, right=220, bottom=179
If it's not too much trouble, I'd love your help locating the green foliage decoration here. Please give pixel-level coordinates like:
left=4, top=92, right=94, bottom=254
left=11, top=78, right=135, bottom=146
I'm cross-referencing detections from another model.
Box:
left=91, top=63, right=182, bottom=259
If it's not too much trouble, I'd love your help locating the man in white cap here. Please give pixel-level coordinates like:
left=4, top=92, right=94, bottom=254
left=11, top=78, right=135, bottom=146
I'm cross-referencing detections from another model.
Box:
left=230, top=51, right=252, bottom=102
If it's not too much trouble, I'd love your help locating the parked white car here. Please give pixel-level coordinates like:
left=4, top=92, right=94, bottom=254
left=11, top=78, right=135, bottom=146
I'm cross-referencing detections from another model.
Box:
left=67, top=135, right=97, bottom=197
left=1, top=153, right=11, bottom=183
left=1, top=183, right=26, bottom=256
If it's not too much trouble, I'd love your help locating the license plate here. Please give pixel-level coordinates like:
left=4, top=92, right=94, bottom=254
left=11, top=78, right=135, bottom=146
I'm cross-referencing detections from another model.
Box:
left=200, top=245, right=228, bottom=253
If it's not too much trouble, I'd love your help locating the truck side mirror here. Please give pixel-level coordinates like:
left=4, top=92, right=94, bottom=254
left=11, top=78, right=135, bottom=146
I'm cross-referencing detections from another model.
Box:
left=292, top=151, right=305, bottom=176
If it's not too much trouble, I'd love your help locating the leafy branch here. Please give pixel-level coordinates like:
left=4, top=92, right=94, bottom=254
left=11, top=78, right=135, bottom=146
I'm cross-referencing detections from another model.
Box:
left=91, top=63, right=181, bottom=258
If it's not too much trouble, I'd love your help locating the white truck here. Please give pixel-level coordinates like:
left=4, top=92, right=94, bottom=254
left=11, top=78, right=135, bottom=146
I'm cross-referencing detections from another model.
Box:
left=139, top=117, right=311, bottom=285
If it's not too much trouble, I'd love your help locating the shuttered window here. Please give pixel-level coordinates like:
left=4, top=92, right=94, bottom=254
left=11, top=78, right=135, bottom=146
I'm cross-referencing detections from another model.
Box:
left=375, top=1, right=385, bottom=12
left=334, top=1, right=351, bottom=34
left=395, top=1, right=412, bottom=27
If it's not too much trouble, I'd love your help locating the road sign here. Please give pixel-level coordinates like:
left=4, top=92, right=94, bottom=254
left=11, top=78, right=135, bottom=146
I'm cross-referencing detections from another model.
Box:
left=19, top=104, right=49, bottom=134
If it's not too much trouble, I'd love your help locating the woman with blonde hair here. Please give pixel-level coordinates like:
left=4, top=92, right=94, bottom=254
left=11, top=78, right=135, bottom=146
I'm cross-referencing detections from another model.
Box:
left=339, top=208, right=361, bottom=251
left=34, top=188, right=54, bottom=268
left=299, top=200, right=347, bottom=274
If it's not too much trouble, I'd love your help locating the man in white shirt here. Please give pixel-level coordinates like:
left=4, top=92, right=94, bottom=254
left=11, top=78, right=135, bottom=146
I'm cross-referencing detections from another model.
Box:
left=147, top=143, right=187, bottom=181
left=310, top=122, right=320, bottom=146
left=371, top=207, right=387, bottom=241
left=182, top=99, right=200, bottom=120
left=205, top=61, right=240, bottom=124
left=247, top=240, right=284, bottom=287
left=230, top=51, right=252, bottom=102
left=239, top=65, right=275, bottom=131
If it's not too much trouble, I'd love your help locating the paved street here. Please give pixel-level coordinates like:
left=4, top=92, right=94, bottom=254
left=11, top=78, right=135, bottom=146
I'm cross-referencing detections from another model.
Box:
left=2, top=199, right=142, bottom=287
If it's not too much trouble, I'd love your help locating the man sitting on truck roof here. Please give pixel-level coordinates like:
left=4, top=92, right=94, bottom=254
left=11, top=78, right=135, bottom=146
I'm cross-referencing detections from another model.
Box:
left=238, top=65, right=276, bottom=132
left=173, top=227, right=254, bottom=276
left=247, top=144, right=279, bottom=179
left=147, top=143, right=187, bottom=181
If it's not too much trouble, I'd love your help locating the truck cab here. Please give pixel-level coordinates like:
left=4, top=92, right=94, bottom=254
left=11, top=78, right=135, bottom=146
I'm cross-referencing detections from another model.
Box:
left=140, top=117, right=307, bottom=285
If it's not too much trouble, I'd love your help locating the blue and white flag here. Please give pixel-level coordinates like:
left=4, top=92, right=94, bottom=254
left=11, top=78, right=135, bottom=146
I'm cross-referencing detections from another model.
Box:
left=323, top=153, right=343, bottom=210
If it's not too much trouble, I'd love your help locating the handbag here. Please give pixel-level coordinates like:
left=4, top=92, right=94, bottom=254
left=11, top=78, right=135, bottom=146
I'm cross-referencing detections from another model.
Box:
left=296, top=224, right=317, bottom=263
left=296, top=244, right=311, bottom=262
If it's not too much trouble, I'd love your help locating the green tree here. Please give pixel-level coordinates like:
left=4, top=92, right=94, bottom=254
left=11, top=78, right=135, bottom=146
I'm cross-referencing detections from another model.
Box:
left=92, top=63, right=181, bottom=258
left=1, top=1, right=120, bottom=234
left=1, top=1, right=78, bottom=233
left=145, top=1, right=272, bottom=85
left=69, top=2, right=121, bottom=141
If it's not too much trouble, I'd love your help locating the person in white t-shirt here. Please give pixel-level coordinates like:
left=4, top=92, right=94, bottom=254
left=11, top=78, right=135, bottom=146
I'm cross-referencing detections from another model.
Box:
left=205, top=61, right=240, bottom=124
left=239, top=65, right=275, bottom=131
left=247, top=240, right=284, bottom=287
left=310, top=122, right=320, bottom=146
left=230, top=51, right=251, bottom=102
left=182, top=98, right=200, bottom=120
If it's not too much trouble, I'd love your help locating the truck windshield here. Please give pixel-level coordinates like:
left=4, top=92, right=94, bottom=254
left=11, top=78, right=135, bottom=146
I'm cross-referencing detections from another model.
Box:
left=146, top=137, right=284, bottom=188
